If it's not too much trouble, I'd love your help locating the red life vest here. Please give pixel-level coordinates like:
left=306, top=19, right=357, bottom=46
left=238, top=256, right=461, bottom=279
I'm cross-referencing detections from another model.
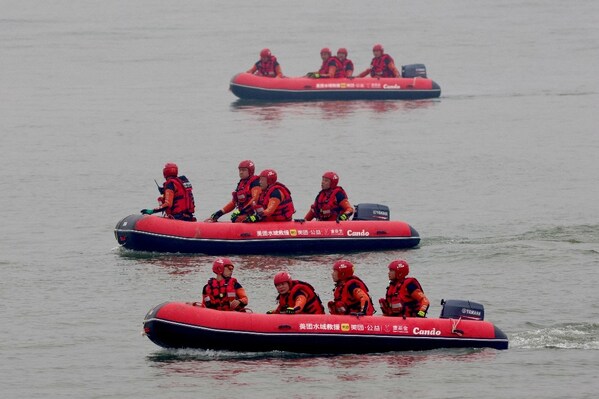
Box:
left=231, top=175, right=259, bottom=213
left=163, top=176, right=195, bottom=219
left=256, top=182, right=295, bottom=221
left=277, top=280, right=325, bottom=314
left=311, top=186, right=348, bottom=221
left=256, top=56, right=279, bottom=77
left=333, top=276, right=375, bottom=315
left=384, top=277, right=424, bottom=317
left=203, top=277, right=243, bottom=311
left=318, top=57, right=344, bottom=78
left=340, top=59, right=354, bottom=76
left=369, top=54, right=396, bottom=77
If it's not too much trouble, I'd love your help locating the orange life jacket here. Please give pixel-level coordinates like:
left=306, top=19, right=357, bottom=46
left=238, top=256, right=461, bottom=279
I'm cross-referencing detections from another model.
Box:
left=256, top=56, right=279, bottom=77
left=311, top=186, right=348, bottom=221
left=384, top=277, right=425, bottom=317
left=318, top=56, right=344, bottom=78
left=256, top=182, right=295, bottom=221
left=203, top=277, right=243, bottom=311
left=277, top=280, right=325, bottom=314
left=369, top=54, right=395, bottom=77
left=163, top=176, right=195, bottom=219
left=333, top=276, right=375, bottom=315
left=232, top=175, right=259, bottom=213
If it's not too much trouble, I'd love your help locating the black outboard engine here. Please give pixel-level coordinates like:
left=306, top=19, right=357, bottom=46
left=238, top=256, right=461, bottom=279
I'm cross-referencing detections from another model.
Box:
left=439, top=299, right=485, bottom=321
left=352, top=203, right=390, bottom=221
left=401, top=64, right=427, bottom=78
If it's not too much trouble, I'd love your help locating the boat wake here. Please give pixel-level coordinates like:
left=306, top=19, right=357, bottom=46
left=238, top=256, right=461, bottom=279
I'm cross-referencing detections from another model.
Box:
left=510, top=322, right=599, bottom=350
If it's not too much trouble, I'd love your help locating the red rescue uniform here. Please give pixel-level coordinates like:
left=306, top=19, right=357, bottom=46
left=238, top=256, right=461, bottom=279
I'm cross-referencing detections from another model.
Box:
left=273, top=280, right=325, bottom=314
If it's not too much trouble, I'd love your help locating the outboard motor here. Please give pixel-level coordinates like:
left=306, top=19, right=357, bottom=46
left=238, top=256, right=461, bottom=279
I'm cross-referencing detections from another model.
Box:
left=401, top=64, right=427, bottom=78
left=353, top=203, right=390, bottom=221
left=439, top=299, right=485, bottom=321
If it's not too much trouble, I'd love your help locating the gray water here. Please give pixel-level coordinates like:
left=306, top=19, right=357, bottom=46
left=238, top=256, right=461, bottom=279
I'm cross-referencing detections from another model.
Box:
left=1, top=1, right=598, bottom=398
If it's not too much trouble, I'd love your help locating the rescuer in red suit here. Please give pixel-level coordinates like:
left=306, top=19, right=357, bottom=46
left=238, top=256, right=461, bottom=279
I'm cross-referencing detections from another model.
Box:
left=304, top=171, right=354, bottom=222
left=267, top=272, right=325, bottom=314
left=336, top=48, right=354, bottom=78
left=247, top=48, right=283, bottom=78
left=205, top=160, right=261, bottom=223
left=141, top=162, right=196, bottom=221
left=202, top=258, right=248, bottom=312
left=306, top=47, right=344, bottom=79
left=358, top=44, right=400, bottom=78
left=379, top=259, right=430, bottom=317
left=245, top=169, right=295, bottom=222
left=328, top=260, right=375, bottom=315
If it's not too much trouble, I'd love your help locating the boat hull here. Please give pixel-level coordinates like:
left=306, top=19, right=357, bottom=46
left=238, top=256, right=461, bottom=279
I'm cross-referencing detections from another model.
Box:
left=143, top=302, right=508, bottom=353
left=230, top=73, right=441, bottom=101
left=114, top=214, right=420, bottom=254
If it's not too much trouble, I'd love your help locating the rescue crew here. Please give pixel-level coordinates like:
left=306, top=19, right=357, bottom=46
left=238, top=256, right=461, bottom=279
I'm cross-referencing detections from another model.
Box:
left=358, top=44, right=400, bottom=78
left=202, top=258, right=248, bottom=312
left=306, top=47, right=344, bottom=79
left=141, top=162, right=196, bottom=221
left=328, top=260, right=375, bottom=315
left=205, top=160, right=261, bottom=223
left=379, top=259, right=430, bottom=317
left=304, top=171, right=354, bottom=222
left=247, top=48, right=283, bottom=78
left=245, top=169, right=295, bottom=222
left=267, top=272, right=325, bottom=314
left=336, top=48, right=354, bottom=78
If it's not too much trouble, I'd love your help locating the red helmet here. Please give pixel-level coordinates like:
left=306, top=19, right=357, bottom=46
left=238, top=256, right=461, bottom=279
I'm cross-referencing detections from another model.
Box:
left=337, top=48, right=348, bottom=56
left=259, top=169, right=277, bottom=186
left=163, top=163, right=178, bottom=178
left=388, top=259, right=409, bottom=280
left=238, top=160, right=255, bottom=175
left=260, top=48, right=271, bottom=58
left=320, top=47, right=331, bottom=55
left=333, top=260, right=354, bottom=280
left=273, top=271, right=292, bottom=286
left=322, top=171, right=339, bottom=189
left=372, top=44, right=384, bottom=52
left=212, top=257, right=233, bottom=274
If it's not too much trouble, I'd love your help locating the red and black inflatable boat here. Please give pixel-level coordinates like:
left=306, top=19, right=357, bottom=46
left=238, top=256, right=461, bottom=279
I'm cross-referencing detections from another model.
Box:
left=230, top=64, right=441, bottom=101
left=143, top=300, right=508, bottom=353
left=114, top=204, right=420, bottom=254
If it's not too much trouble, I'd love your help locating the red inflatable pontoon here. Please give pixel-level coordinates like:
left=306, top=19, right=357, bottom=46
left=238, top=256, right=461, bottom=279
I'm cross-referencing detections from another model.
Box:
left=230, top=71, right=441, bottom=101
left=143, top=300, right=508, bottom=353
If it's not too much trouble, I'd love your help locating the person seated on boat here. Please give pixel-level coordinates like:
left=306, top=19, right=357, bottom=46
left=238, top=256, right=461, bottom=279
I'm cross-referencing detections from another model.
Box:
left=379, top=259, right=430, bottom=317
left=306, top=47, right=344, bottom=79
left=205, top=160, right=261, bottom=223
left=304, top=171, right=354, bottom=222
left=267, top=272, right=325, bottom=314
left=202, top=258, right=248, bottom=312
left=328, top=260, right=375, bottom=315
left=245, top=169, right=295, bottom=222
left=246, top=48, right=283, bottom=78
left=357, top=44, right=400, bottom=78
left=336, top=48, right=354, bottom=78
left=141, top=162, right=196, bottom=221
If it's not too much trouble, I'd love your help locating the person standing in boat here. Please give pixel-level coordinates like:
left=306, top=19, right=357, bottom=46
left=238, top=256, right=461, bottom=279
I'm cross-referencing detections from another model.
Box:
left=358, top=44, right=400, bottom=78
left=141, top=162, right=196, bottom=221
left=336, top=48, right=354, bottom=78
left=267, top=272, right=325, bottom=314
left=205, top=160, right=261, bottom=223
left=328, top=260, right=375, bottom=315
left=379, top=259, right=430, bottom=317
left=304, top=171, right=354, bottom=222
left=245, top=169, right=295, bottom=222
left=202, top=258, right=248, bottom=312
left=306, top=47, right=343, bottom=79
left=246, top=48, right=283, bottom=78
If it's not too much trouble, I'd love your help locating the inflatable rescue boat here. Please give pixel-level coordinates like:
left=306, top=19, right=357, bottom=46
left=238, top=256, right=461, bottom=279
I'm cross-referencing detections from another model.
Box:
left=143, top=299, right=508, bottom=353
left=230, top=64, right=441, bottom=101
left=114, top=203, right=420, bottom=254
